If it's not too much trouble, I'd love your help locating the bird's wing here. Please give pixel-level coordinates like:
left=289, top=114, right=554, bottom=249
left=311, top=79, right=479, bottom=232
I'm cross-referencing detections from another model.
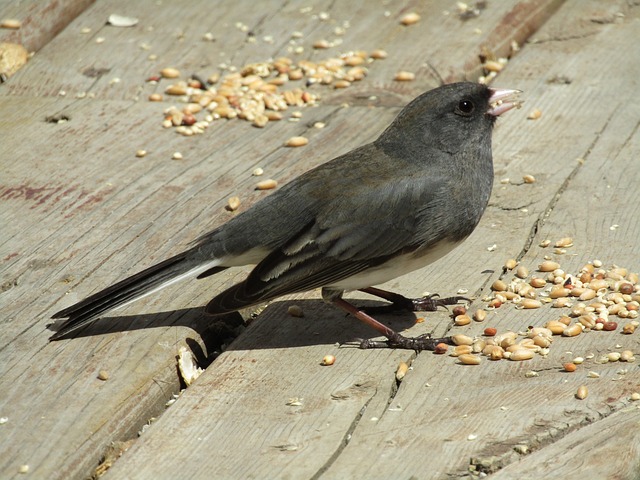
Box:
left=206, top=173, right=450, bottom=313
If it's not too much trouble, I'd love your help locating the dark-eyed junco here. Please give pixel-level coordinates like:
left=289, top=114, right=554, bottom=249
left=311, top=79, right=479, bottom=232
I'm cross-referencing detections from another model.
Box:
left=50, top=82, right=520, bottom=349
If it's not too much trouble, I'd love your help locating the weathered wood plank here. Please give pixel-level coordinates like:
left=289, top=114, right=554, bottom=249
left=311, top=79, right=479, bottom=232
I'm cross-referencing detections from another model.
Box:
left=103, top=0, right=640, bottom=479
left=0, top=0, right=94, bottom=53
left=0, top=0, right=564, bottom=478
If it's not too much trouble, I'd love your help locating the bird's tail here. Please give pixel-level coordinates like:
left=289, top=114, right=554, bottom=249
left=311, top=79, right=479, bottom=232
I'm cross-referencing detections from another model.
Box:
left=49, top=252, right=225, bottom=340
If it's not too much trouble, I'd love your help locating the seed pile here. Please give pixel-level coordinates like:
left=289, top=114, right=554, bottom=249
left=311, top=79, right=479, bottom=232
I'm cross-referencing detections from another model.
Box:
left=445, top=238, right=639, bottom=369
left=151, top=50, right=386, bottom=136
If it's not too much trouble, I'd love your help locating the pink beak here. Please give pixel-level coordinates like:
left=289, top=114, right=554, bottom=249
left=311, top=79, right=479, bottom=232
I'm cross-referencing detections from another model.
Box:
left=487, top=88, right=522, bottom=116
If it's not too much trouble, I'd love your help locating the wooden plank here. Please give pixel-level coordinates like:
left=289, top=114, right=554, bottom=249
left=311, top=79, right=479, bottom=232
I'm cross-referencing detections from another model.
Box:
left=103, top=0, right=640, bottom=478
left=0, top=0, right=94, bottom=53
left=0, top=0, right=565, bottom=478
left=489, top=405, right=640, bottom=480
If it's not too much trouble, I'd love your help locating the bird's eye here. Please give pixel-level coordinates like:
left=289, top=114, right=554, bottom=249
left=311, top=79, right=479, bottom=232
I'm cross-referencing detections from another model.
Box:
left=456, top=99, right=475, bottom=116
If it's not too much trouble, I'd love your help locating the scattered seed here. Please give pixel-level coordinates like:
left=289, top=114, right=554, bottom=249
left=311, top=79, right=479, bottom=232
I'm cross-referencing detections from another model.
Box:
left=165, top=83, right=188, bottom=95
left=321, top=355, right=335, bottom=366
left=527, top=108, right=542, bottom=120
left=396, top=361, right=409, bottom=381
left=522, top=174, right=536, bottom=184
left=454, top=314, right=472, bottom=326
left=171, top=152, right=183, bottom=160
left=18, top=465, right=29, bottom=474
left=394, top=71, right=415, bottom=81
left=510, top=349, right=534, bottom=361
left=504, top=258, right=517, bottom=270
left=458, top=353, right=481, bottom=365
left=483, top=327, right=497, bottom=336
left=451, top=345, right=473, bottom=356
left=285, top=136, right=309, bottom=147
left=452, top=305, right=467, bottom=316
left=587, top=371, right=600, bottom=378
left=226, top=196, right=241, bottom=211
left=539, top=239, right=551, bottom=248
left=575, top=385, right=588, bottom=400
left=529, top=277, right=547, bottom=288
left=135, top=149, right=147, bottom=158
left=602, top=321, right=618, bottom=331
left=539, top=261, right=560, bottom=272
left=452, top=334, right=473, bottom=346
left=256, top=179, right=278, bottom=190
left=519, top=299, right=542, bottom=309
left=562, top=323, right=582, bottom=337
left=473, top=309, right=487, bottom=322
left=97, top=370, right=110, bottom=381
left=620, top=350, right=635, bottom=362
left=607, top=352, right=621, bottom=362
left=160, top=67, right=181, bottom=78
left=491, top=279, right=507, bottom=292
left=434, top=343, right=448, bottom=354
left=370, top=49, right=388, bottom=59
left=515, top=265, right=529, bottom=279
left=400, top=12, right=421, bottom=25
left=252, top=167, right=264, bottom=176
left=287, top=305, right=304, bottom=317
left=148, top=93, right=163, bottom=102
left=622, top=323, right=636, bottom=335
left=563, top=362, right=577, bottom=372
left=1, top=19, right=22, bottom=29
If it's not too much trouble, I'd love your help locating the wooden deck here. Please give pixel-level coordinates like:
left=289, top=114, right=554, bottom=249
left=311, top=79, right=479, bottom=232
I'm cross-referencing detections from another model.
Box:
left=1, top=0, right=639, bottom=478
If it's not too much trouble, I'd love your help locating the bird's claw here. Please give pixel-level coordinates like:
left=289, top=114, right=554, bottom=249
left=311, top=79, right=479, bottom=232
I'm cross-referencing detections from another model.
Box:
left=347, top=333, right=454, bottom=351
left=412, top=294, right=470, bottom=312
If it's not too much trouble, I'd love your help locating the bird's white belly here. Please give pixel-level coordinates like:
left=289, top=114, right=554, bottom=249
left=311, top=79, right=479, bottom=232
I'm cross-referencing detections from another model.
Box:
left=327, top=239, right=462, bottom=291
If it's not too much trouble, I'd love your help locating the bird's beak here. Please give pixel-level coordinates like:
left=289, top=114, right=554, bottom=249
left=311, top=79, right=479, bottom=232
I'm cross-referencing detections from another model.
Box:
left=487, top=88, right=522, bottom=116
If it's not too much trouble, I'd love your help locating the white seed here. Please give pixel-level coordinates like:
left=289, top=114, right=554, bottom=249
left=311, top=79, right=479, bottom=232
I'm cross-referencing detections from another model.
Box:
left=473, top=309, right=487, bottom=322
left=160, top=67, right=181, bottom=78
left=620, top=350, right=635, bottom=362
left=504, top=258, right=517, bottom=270
left=226, top=196, right=241, bottom=211
left=1, top=18, right=22, bottom=29
left=575, top=385, right=588, bottom=400
left=539, top=261, right=560, bottom=272
left=630, top=392, right=640, bottom=401
left=452, top=334, right=473, bottom=346
left=509, top=349, right=534, bottom=361
left=587, top=371, right=600, bottom=378
left=458, top=354, right=481, bottom=365
left=285, top=136, right=309, bottom=147
left=256, top=179, right=278, bottom=190
left=526, top=108, right=542, bottom=120
left=18, top=465, right=29, bottom=474
left=396, top=362, right=409, bottom=381
left=400, top=12, right=421, bottom=25
left=562, top=323, right=582, bottom=337
left=454, top=314, right=472, bottom=326
left=451, top=345, right=473, bottom=356
left=252, top=167, right=264, bottom=176
left=491, top=279, right=507, bottom=291
left=172, top=152, right=183, bottom=160
left=394, top=71, right=415, bottom=81
left=515, top=265, right=529, bottom=279
left=321, top=355, right=335, bottom=366
left=519, top=299, right=542, bottom=309
left=607, top=352, right=621, bottom=362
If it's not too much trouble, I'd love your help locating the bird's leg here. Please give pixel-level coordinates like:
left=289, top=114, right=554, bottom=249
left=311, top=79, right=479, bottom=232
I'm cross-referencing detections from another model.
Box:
left=331, top=297, right=454, bottom=351
left=359, top=286, right=469, bottom=313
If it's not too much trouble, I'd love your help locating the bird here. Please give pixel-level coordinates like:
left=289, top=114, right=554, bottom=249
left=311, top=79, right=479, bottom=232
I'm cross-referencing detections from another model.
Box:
left=50, top=82, right=520, bottom=349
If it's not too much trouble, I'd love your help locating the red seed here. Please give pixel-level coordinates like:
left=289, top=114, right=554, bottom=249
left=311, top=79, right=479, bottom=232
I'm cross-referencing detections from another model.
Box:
left=433, top=343, right=448, bottom=354
left=483, top=327, right=497, bottom=337
left=452, top=306, right=467, bottom=316
left=603, top=321, right=618, bottom=331
left=563, top=363, right=577, bottom=372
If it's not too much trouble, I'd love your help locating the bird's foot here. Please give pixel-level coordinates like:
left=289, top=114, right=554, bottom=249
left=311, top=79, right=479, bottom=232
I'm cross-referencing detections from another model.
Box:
left=360, top=288, right=469, bottom=314
left=347, top=333, right=454, bottom=351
